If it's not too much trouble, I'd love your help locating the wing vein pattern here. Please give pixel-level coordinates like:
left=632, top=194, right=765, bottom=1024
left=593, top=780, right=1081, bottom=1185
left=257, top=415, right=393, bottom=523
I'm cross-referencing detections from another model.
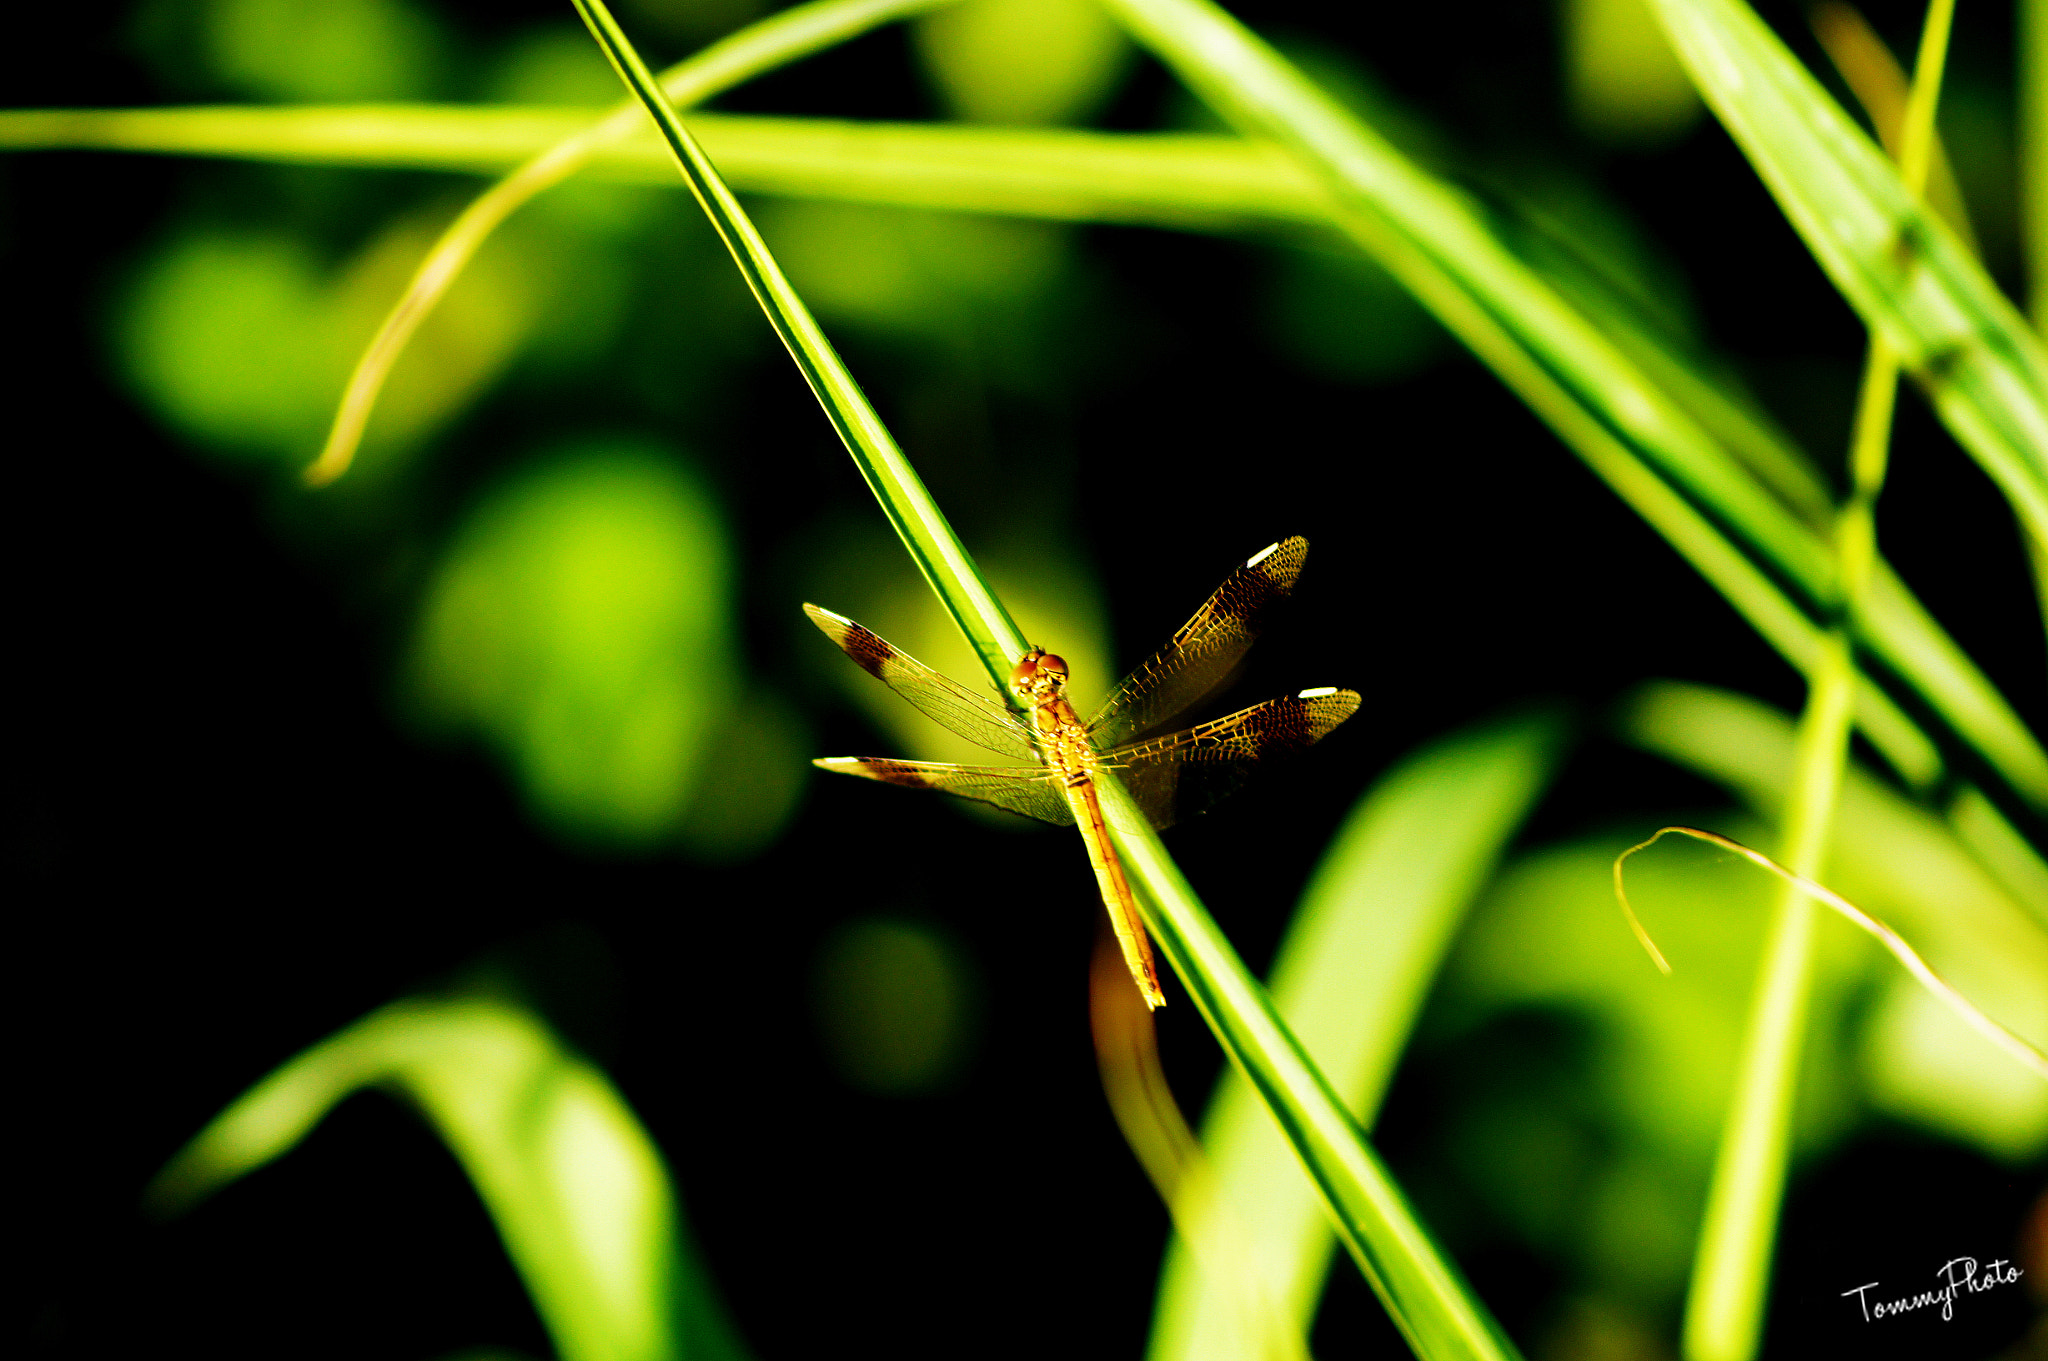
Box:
left=812, top=757, right=1074, bottom=825
left=1086, top=536, right=1309, bottom=750
left=804, top=603, right=1037, bottom=761
left=1104, top=688, right=1360, bottom=829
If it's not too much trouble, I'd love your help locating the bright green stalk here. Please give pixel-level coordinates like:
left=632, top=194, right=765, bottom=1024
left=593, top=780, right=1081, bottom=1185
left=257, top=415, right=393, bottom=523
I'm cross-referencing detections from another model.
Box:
left=567, top=0, right=1022, bottom=682
left=1648, top=0, right=2048, bottom=575
left=2024, top=0, right=2048, bottom=647
left=571, top=4, right=1524, bottom=1355
left=0, top=108, right=1325, bottom=230
left=1683, top=5, right=1954, bottom=1360
left=2026, top=0, right=2048, bottom=328
left=1090, top=0, right=2047, bottom=813
left=1098, top=779, right=1522, bottom=1361
left=1151, top=714, right=1563, bottom=1361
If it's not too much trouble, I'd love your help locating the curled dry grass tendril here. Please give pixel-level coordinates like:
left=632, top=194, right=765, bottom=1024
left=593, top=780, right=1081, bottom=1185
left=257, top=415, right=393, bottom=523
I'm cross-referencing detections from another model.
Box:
left=1614, top=825, right=2048, bottom=1081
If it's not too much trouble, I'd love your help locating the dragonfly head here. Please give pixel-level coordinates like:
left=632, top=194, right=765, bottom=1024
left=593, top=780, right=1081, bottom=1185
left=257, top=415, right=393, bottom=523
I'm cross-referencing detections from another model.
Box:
left=1010, top=648, right=1069, bottom=702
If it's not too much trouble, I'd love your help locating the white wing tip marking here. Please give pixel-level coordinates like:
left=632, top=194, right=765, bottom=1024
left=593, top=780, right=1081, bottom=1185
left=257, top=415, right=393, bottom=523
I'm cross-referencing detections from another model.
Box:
left=803, top=603, right=854, bottom=627
left=1246, top=541, right=1282, bottom=568
left=814, top=756, right=859, bottom=769
left=1298, top=686, right=1340, bottom=698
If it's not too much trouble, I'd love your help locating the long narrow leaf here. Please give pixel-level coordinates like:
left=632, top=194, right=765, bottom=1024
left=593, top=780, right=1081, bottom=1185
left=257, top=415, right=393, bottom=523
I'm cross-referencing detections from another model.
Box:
left=0, top=108, right=1326, bottom=230
left=312, top=0, right=958, bottom=484
left=1679, top=6, right=1959, bottom=1355
left=572, top=4, right=1527, bottom=1356
left=13, top=103, right=2039, bottom=807
left=1097, top=780, right=1522, bottom=1361
left=568, top=0, right=1024, bottom=683
left=1649, top=0, right=2048, bottom=551
left=1149, top=712, right=1565, bottom=1361
left=1093, top=0, right=2048, bottom=814
left=150, top=995, right=741, bottom=1361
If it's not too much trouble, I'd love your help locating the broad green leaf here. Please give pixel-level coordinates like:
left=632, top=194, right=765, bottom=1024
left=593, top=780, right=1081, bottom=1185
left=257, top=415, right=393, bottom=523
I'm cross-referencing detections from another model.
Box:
left=1648, top=0, right=2048, bottom=552
left=1620, top=681, right=2048, bottom=1160
left=1149, top=711, right=1566, bottom=1361
left=150, top=994, right=742, bottom=1361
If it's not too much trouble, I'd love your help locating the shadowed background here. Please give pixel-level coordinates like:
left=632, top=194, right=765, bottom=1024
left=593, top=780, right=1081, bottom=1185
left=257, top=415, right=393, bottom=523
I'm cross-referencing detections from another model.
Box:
left=6, top=1, right=2043, bottom=1358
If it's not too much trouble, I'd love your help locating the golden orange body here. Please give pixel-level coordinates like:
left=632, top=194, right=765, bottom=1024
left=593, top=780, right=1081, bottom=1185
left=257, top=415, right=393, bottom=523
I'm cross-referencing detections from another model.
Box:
left=1012, top=650, right=1165, bottom=1009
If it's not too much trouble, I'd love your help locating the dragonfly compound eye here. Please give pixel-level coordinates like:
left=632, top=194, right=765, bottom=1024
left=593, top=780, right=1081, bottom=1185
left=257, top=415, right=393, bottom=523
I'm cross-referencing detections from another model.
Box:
left=1038, top=654, right=1069, bottom=678
left=1010, top=652, right=1042, bottom=688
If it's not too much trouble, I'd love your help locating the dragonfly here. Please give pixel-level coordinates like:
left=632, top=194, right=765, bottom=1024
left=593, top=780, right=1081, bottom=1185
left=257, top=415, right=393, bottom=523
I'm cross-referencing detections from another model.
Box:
left=805, top=536, right=1359, bottom=1009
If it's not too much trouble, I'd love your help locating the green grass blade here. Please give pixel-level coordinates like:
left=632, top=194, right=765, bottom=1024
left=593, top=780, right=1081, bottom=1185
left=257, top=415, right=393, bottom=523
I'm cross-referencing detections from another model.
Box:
left=1683, top=6, right=1955, bottom=1352
left=573, top=6, right=1522, bottom=1355
left=1648, top=0, right=2048, bottom=552
left=149, top=995, right=742, bottom=1361
left=306, top=0, right=958, bottom=484
left=569, top=0, right=1023, bottom=685
left=1089, top=0, right=2047, bottom=811
left=1099, top=778, right=1524, bottom=1361
left=2030, top=0, right=2048, bottom=329
left=11, top=101, right=2043, bottom=803
left=0, top=107, right=1328, bottom=230
left=1149, top=712, right=1565, bottom=1361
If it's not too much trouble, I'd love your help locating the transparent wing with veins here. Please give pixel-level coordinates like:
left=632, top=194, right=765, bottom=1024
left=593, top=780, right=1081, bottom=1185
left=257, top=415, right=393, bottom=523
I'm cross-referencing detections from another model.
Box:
left=811, top=757, right=1074, bottom=825
left=1085, top=536, right=1310, bottom=750
left=803, top=603, right=1038, bottom=761
left=1104, top=687, right=1361, bottom=830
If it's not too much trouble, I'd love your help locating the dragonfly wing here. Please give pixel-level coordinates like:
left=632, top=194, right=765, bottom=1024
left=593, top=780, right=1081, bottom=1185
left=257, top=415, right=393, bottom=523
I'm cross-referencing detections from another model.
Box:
left=806, top=604, right=1038, bottom=761
left=1087, top=536, right=1310, bottom=749
left=814, top=757, right=1075, bottom=826
left=1104, top=687, right=1360, bottom=829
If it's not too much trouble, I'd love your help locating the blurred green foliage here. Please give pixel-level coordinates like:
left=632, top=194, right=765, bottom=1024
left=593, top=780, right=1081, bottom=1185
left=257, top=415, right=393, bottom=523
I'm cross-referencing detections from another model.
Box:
left=489, top=24, right=638, bottom=107
left=624, top=0, right=769, bottom=46
left=151, top=992, right=746, bottom=1361
left=205, top=0, right=447, bottom=102
left=45, top=0, right=2047, bottom=1356
left=1435, top=831, right=1877, bottom=1307
left=131, top=0, right=449, bottom=102
left=409, top=441, right=738, bottom=850
left=1562, top=0, right=1702, bottom=145
left=913, top=0, right=1133, bottom=126
left=813, top=916, right=981, bottom=1093
left=1623, top=682, right=2048, bottom=1162
left=118, top=211, right=587, bottom=470
left=758, top=198, right=1073, bottom=380
left=1154, top=711, right=1567, bottom=1361
left=1262, top=238, right=1447, bottom=384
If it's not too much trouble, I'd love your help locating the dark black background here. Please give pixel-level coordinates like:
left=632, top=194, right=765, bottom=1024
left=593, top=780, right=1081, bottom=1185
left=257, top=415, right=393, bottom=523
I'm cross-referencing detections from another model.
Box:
left=8, top=2, right=2043, bottom=1358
